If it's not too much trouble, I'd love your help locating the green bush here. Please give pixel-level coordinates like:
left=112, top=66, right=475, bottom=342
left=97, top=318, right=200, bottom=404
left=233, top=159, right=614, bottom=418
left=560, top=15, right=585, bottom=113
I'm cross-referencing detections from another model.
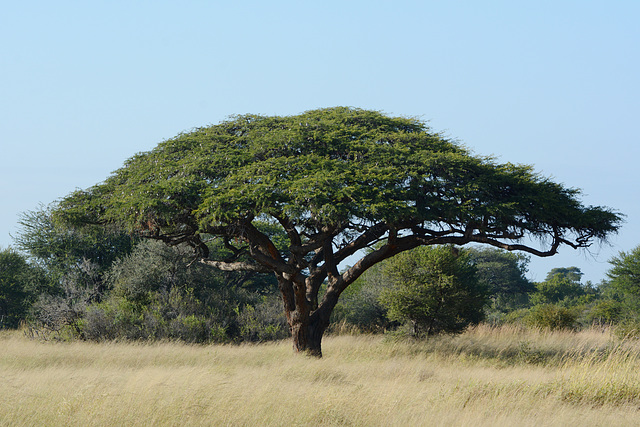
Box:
left=83, top=294, right=234, bottom=343
left=581, top=299, right=622, bottom=326
left=530, top=274, right=586, bottom=306
left=0, top=247, right=51, bottom=329
left=524, top=304, right=577, bottom=330
left=379, top=246, right=488, bottom=336
left=235, top=296, right=288, bottom=342
left=76, top=240, right=284, bottom=343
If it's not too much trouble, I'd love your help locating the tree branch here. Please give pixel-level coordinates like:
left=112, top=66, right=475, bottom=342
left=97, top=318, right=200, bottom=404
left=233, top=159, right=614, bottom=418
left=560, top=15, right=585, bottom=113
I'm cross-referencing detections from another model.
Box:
left=468, top=233, right=562, bottom=257
left=273, top=214, right=302, bottom=247
left=332, top=222, right=390, bottom=264
left=199, top=259, right=271, bottom=272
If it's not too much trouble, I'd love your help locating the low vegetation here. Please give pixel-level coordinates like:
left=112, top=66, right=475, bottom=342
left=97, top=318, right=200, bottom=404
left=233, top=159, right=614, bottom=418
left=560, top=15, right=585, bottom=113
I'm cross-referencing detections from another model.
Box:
left=3, top=325, right=640, bottom=426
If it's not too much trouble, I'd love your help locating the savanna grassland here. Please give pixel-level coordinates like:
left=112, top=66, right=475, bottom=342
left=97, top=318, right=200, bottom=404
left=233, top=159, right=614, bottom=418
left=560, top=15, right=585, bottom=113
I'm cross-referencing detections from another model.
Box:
left=2, top=325, right=640, bottom=426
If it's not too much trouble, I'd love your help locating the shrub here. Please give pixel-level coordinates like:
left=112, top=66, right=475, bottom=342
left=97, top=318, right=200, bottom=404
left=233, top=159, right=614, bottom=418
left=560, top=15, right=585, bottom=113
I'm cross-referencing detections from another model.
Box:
left=524, top=304, right=577, bottom=330
left=582, top=299, right=622, bottom=326
left=235, top=296, right=289, bottom=342
left=28, top=260, right=101, bottom=337
left=0, top=247, right=48, bottom=328
left=379, top=246, right=488, bottom=336
left=530, top=274, right=586, bottom=306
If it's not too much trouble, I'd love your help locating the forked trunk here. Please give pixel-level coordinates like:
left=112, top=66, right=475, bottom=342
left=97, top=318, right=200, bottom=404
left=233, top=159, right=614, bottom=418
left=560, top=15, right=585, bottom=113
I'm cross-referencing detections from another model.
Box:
left=279, top=276, right=337, bottom=358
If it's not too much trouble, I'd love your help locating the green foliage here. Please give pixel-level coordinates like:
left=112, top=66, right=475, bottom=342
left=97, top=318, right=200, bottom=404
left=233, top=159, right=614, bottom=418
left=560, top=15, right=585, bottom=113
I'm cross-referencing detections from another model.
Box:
left=8, top=204, right=136, bottom=333
left=545, top=267, right=584, bottom=283
left=10, top=209, right=287, bottom=343
left=235, top=296, right=289, bottom=342
left=497, top=266, right=603, bottom=330
left=331, top=264, right=390, bottom=332
left=524, top=303, right=578, bottom=330
left=28, top=258, right=103, bottom=335
left=468, top=247, right=534, bottom=314
left=607, top=246, right=640, bottom=297
left=379, top=246, right=488, bottom=336
left=586, top=299, right=623, bottom=324
left=530, top=272, right=586, bottom=305
left=107, top=240, right=223, bottom=305
left=14, top=203, right=136, bottom=280
left=79, top=239, right=281, bottom=343
left=591, top=246, right=640, bottom=329
left=0, top=247, right=47, bottom=328
left=58, top=108, right=621, bottom=250
left=82, top=289, right=232, bottom=343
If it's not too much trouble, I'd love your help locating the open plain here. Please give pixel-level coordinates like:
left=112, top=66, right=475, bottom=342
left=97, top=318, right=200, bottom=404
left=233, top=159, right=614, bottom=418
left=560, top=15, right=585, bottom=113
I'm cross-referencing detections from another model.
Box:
left=2, top=325, right=640, bottom=426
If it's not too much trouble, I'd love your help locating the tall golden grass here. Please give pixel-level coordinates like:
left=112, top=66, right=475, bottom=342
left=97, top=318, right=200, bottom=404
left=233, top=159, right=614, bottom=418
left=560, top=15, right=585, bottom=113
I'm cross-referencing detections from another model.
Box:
left=2, top=325, right=640, bottom=426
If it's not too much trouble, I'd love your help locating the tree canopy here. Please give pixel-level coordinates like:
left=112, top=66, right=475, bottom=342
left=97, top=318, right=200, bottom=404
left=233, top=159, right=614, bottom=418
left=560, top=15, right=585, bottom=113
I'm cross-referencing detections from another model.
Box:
left=604, top=246, right=640, bottom=325
left=0, top=247, right=48, bottom=328
left=57, top=107, right=622, bottom=355
left=469, top=248, right=533, bottom=297
left=545, top=267, right=584, bottom=283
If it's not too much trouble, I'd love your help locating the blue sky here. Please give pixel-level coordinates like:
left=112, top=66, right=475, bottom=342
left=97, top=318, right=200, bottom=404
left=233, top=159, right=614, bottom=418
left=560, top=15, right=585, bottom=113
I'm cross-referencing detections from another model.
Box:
left=1, top=1, right=638, bottom=283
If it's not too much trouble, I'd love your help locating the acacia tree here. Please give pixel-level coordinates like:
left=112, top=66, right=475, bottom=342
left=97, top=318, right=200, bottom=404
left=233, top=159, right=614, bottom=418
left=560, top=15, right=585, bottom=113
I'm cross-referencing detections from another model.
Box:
left=56, top=107, right=621, bottom=356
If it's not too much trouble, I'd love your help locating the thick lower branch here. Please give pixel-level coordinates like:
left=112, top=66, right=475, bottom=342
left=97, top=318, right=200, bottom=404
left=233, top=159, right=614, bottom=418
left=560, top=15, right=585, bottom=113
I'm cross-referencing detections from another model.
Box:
left=199, top=259, right=271, bottom=272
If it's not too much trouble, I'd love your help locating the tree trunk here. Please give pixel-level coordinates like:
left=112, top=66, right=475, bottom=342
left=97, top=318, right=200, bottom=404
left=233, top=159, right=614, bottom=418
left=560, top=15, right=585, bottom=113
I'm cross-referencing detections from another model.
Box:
left=290, top=291, right=339, bottom=357
left=290, top=314, right=325, bottom=357
left=279, top=276, right=338, bottom=358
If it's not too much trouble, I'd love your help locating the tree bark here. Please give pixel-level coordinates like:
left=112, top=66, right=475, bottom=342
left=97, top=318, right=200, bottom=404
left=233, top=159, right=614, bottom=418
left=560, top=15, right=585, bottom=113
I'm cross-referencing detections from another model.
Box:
left=279, top=275, right=336, bottom=358
left=290, top=314, right=324, bottom=357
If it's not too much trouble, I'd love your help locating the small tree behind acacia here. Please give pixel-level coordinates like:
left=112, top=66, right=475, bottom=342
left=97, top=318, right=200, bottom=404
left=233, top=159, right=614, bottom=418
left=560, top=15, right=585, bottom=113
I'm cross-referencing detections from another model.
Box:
left=56, top=107, right=621, bottom=356
left=13, top=204, right=136, bottom=335
left=14, top=204, right=136, bottom=281
left=379, top=246, right=486, bottom=336
left=607, top=247, right=640, bottom=298
left=604, top=246, right=640, bottom=329
left=468, top=247, right=534, bottom=314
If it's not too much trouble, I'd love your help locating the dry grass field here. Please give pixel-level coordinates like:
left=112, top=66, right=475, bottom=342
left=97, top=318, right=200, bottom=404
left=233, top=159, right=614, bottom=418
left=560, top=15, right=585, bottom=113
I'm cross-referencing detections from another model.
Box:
left=2, top=325, right=640, bottom=426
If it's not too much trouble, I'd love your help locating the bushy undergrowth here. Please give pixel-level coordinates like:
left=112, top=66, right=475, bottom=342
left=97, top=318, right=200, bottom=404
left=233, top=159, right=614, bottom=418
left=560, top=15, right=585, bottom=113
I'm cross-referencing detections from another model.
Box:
left=523, top=303, right=578, bottom=330
left=79, top=292, right=288, bottom=344
left=25, top=240, right=288, bottom=344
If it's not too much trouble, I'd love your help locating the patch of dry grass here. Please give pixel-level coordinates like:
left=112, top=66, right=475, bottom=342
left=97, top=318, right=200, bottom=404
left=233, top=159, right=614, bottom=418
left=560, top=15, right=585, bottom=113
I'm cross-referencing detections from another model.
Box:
left=1, top=326, right=640, bottom=426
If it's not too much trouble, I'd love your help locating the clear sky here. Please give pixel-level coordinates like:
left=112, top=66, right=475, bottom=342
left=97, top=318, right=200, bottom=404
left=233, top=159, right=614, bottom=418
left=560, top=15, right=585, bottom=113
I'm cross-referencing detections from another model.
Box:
left=1, top=1, right=638, bottom=283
